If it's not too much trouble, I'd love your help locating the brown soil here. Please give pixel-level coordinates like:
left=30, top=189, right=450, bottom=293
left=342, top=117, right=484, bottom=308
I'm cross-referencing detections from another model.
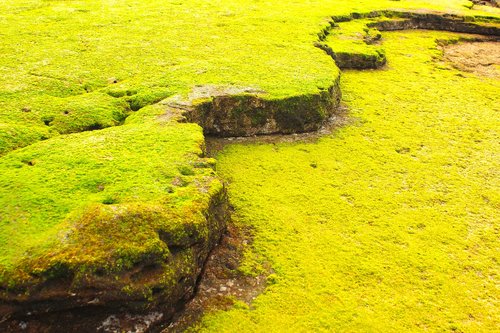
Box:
left=163, top=224, right=270, bottom=332
left=443, top=41, right=500, bottom=78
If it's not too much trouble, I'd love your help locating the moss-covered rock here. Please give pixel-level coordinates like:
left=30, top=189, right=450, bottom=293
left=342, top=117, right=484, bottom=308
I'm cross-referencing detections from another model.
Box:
left=0, top=113, right=229, bottom=321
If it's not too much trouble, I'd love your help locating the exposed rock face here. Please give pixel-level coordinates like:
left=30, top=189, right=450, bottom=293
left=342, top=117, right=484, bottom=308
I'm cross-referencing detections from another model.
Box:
left=165, top=83, right=342, bottom=137
left=0, top=185, right=229, bottom=332
left=472, top=0, right=499, bottom=8
left=370, top=14, right=500, bottom=36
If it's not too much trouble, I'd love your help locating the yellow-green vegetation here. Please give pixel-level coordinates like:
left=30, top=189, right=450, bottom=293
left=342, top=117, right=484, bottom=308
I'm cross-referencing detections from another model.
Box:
left=194, top=31, right=499, bottom=332
left=0, top=0, right=499, bottom=328
left=0, top=107, right=221, bottom=282
left=319, top=11, right=500, bottom=69
left=321, top=18, right=387, bottom=69
left=0, top=0, right=496, bottom=154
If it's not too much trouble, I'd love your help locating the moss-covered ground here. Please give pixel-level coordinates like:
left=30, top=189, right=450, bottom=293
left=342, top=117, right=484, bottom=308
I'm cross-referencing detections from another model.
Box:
left=0, top=0, right=496, bottom=153
left=193, top=31, right=499, bottom=332
left=0, top=0, right=499, bottom=329
left=321, top=18, right=387, bottom=69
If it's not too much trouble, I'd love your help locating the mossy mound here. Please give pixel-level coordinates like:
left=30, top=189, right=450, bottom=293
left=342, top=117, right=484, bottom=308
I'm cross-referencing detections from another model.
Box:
left=0, top=111, right=228, bottom=320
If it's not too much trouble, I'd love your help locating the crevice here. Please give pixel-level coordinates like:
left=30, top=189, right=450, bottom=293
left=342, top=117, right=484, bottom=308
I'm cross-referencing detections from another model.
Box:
left=165, top=224, right=270, bottom=333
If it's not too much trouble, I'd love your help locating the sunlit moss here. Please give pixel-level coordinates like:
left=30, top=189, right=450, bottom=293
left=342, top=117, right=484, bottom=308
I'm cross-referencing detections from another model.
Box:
left=0, top=117, right=219, bottom=283
left=0, top=0, right=494, bottom=155
left=196, top=30, right=499, bottom=332
left=0, top=0, right=498, bottom=324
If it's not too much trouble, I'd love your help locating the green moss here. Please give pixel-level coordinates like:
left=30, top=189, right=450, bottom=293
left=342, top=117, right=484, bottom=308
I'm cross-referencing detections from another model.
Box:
left=0, top=0, right=498, bottom=323
left=322, top=18, right=389, bottom=68
left=195, top=30, right=500, bottom=332
left=322, top=10, right=500, bottom=69
left=0, top=116, right=221, bottom=284
left=125, top=87, right=175, bottom=111
left=0, top=123, right=52, bottom=156
left=37, top=92, right=131, bottom=133
left=2, top=0, right=496, bottom=154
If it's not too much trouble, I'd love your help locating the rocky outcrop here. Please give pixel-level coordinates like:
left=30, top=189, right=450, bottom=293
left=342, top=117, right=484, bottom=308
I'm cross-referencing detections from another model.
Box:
left=0, top=183, right=229, bottom=332
left=164, top=83, right=342, bottom=137
left=369, top=13, right=500, bottom=36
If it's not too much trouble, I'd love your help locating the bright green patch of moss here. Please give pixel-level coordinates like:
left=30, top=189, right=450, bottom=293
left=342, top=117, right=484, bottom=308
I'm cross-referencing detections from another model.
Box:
left=0, top=0, right=499, bottom=316
left=0, top=114, right=221, bottom=284
left=194, top=30, right=499, bottom=332
left=323, top=18, right=387, bottom=69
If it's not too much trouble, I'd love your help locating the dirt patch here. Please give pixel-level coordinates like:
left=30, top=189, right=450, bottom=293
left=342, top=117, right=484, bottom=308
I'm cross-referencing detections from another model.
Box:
left=164, top=224, right=270, bottom=333
left=443, top=41, right=500, bottom=78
